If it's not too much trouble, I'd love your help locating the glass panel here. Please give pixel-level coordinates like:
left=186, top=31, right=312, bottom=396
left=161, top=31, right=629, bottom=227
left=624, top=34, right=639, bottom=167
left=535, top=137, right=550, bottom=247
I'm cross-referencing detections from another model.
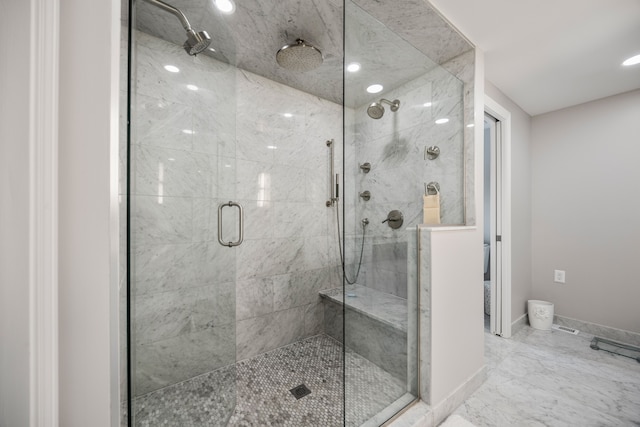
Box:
left=127, top=1, right=345, bottom=425
left=128, top=3, right=238, bottom=424
left=120, top=2, right=130, bottom=424
left=344, top=0, right=465, bottom=424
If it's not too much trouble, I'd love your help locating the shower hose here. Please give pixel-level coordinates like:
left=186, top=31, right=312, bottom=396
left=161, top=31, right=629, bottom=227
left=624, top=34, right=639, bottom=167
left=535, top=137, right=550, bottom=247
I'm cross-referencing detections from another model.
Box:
left=335, top=207, right=367, bottom=285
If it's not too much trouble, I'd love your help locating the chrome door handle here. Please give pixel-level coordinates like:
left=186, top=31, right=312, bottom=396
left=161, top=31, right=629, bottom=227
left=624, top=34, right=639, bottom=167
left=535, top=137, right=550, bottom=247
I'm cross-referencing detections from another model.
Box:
left=218, top=201, right=244, bottom=247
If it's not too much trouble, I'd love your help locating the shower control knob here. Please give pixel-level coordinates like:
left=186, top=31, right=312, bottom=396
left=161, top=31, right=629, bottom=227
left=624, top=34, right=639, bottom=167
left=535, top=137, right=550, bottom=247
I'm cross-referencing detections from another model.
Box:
left=382, top=210, right=404, bottom=229
left=359, top=191, right=371, bottom=201
left=425, top=146, right=440, bottom=160
left=359, top=162, right=371, bottom=173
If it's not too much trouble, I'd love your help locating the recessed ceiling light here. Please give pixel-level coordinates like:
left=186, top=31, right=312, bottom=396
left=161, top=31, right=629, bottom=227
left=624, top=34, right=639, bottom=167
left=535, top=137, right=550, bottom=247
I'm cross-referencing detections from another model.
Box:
left=423, top=102, right=432, bottom=107
left=435, top=118, right=449, bottom=125
left=622, top=54, right=640, bottom=66
left=164, top=65, right=180, bottom=73
left=267, top=145, right=277, bottom=150
left=283, top=113, right=293, bottom=118
left=182, top=129, right=195, bottom=134
left=214, top=0, right=235, bottom=14
left=346, top=62, right=361, bottom=73
left=366, top=84, right=383, bottom=94
left=186, top=84, right=198, bottom=91
left=466, top=123, right=475, bottom=128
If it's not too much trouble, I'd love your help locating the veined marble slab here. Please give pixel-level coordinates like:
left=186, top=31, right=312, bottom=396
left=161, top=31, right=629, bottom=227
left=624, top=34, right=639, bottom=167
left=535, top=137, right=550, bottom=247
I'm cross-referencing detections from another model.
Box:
left=454, top=326, right=640, bottom=426
left=321, top=284, right=408, bottom=332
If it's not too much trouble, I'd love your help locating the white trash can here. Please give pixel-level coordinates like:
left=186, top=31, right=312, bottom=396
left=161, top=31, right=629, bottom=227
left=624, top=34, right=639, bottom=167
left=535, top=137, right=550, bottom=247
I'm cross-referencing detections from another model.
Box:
left=528, top=300, right=554, bottom=330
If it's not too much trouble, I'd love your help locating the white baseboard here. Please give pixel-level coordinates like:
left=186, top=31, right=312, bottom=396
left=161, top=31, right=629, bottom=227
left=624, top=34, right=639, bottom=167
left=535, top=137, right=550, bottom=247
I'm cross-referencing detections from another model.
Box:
left=431, top=366, right=486, bottom=427
left=511, top=313, right=528, bottom=336
left=389, top=366, right=487, bottom=427
left=553, top=315, right=640, bottom=347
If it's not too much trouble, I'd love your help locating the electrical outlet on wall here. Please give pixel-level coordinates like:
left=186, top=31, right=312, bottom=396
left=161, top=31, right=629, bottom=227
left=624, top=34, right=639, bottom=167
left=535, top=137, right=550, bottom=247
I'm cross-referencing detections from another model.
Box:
left=554, top=269, right=566, bottom=284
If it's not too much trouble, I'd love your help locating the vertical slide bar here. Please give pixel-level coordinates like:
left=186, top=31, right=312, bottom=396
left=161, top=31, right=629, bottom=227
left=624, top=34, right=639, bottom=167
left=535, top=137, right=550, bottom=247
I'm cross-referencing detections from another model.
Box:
left=326, top=139, right=335, bottom=207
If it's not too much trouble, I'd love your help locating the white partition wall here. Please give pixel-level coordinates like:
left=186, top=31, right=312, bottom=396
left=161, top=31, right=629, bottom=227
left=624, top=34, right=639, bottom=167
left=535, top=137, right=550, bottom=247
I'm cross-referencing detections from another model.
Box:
left=419, top=226, right=485, bottom=423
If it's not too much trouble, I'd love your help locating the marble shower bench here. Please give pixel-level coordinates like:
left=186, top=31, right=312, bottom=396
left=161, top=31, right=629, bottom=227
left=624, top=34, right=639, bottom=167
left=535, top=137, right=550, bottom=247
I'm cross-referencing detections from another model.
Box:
left=320, top=285, right=409, bottom=381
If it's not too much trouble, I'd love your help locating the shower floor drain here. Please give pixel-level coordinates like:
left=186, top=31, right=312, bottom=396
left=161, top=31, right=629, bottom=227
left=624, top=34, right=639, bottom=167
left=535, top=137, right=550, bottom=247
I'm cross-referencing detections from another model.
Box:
left=289, top=384, right=311, bottom=400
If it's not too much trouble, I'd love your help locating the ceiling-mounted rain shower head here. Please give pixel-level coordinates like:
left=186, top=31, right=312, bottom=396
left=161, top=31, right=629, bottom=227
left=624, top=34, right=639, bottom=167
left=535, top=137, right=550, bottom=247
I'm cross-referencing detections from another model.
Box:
left=276, top=39, right=324, bottom=72
left=367, top=99, right=401, bottom=119
left=143, top=0, right=211, bottom=56
left=184, top=30, right=211, bottom=56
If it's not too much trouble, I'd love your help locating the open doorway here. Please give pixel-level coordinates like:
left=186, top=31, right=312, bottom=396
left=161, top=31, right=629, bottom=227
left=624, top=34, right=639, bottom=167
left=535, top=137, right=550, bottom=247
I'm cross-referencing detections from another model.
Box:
left=484, top=97, right=512, bottom=337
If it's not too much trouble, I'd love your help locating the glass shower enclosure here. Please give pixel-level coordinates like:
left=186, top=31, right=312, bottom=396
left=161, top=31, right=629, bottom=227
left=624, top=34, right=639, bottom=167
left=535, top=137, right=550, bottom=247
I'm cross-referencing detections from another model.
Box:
left=122, top=0, right=470, bottom=425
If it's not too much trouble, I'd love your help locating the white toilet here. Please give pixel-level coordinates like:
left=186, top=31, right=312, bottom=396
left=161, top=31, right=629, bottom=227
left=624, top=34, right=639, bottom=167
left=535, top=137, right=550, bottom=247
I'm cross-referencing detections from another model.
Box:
left=483, top=244, right=490, bottom=316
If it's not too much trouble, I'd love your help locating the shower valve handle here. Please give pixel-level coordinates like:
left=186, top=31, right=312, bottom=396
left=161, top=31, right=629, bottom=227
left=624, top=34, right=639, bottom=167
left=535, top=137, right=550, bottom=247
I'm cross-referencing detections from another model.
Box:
left=382, top=210, right=404, bottom=229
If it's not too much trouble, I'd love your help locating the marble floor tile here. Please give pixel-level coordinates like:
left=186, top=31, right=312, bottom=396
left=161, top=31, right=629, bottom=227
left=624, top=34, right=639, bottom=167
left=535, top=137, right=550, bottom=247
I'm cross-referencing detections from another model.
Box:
left=453, top=325, right=640, bottom=427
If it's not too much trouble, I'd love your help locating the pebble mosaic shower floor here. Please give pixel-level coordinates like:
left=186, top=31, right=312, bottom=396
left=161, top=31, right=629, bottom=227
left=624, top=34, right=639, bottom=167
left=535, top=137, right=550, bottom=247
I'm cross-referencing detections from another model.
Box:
left=132, top=334, right=406, bottom=426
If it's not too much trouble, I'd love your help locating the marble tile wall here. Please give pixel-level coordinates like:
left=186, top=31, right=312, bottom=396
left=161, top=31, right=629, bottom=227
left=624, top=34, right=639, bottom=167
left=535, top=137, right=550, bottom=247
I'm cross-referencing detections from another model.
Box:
left=347, top=65, right=465, bottom=297
left=233, top=68, right=343, bottom=361
left=324, top=299, right=408, bottom=381
left=130, top=30, right=238, bottom=397
left=129, top=30, right=343, bottom=396
left=133, top=0, right=473, bottom=109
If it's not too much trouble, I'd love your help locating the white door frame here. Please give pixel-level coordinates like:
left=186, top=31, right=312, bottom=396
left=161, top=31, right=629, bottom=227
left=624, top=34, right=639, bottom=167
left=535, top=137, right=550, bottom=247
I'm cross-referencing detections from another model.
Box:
left=29, top=0, right=60, bottom=424
left=485, top=96, right=512, bottom=338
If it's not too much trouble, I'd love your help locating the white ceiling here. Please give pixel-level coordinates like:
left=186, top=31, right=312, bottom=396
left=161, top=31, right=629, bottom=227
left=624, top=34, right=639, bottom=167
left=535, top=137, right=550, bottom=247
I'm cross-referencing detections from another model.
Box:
left=429, top=0, right=640, bottom=116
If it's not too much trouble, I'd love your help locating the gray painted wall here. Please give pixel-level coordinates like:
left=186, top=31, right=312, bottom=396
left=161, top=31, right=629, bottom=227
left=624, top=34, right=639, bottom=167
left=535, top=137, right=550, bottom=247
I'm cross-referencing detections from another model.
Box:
left=485, top=81, right=533, bottom=322
left=531, top=89, right=640, bottom=333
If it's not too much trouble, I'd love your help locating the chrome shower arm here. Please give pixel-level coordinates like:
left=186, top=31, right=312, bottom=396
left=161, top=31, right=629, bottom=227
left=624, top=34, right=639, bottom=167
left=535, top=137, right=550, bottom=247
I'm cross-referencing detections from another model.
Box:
left=380, top=99, right=401, bottom=111
left=142, top=0, right=193, bottom=32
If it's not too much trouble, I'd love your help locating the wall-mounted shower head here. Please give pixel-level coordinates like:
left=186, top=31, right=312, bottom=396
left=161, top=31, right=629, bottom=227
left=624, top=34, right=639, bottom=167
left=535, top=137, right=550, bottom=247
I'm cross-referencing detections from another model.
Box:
left=276, top=39, right=324, bottom=72
left=184, top=30, right=211, bottom=56
left=366, top=103, right=385, bottom=119
left=367, top=99, right=401, bottom=119
left=144, top=0, right=211, bottom=56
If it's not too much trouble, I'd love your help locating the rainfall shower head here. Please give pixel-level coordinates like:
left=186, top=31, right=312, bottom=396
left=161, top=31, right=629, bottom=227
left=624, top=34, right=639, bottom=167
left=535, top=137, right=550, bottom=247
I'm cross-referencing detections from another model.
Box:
left=143, top=0, right=211, bottom=56
left=184, top=30, right=211, bottom=56
left=367, top=99, right=401, bottom=119
left=276, top=39, right=324, bottom=72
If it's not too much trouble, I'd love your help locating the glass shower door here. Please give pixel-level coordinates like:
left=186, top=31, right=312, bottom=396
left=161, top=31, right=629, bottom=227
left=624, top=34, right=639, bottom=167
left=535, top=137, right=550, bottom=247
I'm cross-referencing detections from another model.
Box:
left=127, top=10, right=238, bottom=424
